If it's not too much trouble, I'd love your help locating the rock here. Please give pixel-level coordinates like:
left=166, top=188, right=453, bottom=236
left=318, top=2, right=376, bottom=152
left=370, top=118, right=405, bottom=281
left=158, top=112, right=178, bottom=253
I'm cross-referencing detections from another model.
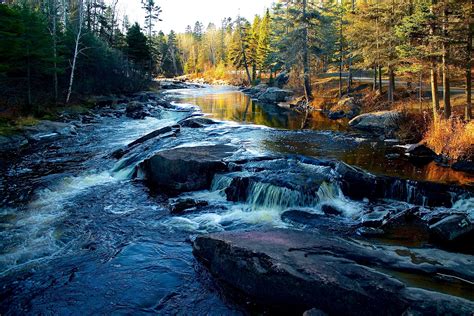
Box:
left=169, top=198, right=209, bottom=214
left=429, top=214, right=474, bottom=242
left=127, top=125, right=179, bottom=148
left=303, top=308, right=328, bottom=316
left=380, top=207, right=430, bottom=243
left=274, top=71, right=289, bottom=88
left=321, top=204, right=343, bottom=216
left=23, top=120, right=76, bottom=143
left=405, top=143, right=437, bottom=163
left=179, top=117, right=218, bottom=128
left=356, top=227, right=385, bottom=237
left=0, top=134, right=28, bottom=151
left=126, top=101, right=149, bottom=119
left=349, top=111, right=401, bottom=137
left=257, top=87, right=293, bottom=104
left=452, top=160, right=474, bottom=174
left=361, top=210, right=390, bottom=227
left=328, top=97, right=362, bottom=120
left=193, top=229, right=474, bottom=315
left=328, top=110, right=346, bottom=120
left=139, top=144, right=237, bottom=193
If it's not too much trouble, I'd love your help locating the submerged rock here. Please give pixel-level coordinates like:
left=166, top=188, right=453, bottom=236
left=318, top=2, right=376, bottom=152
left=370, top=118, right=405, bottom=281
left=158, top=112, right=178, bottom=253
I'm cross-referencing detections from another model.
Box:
left=349, top=111, right=401, bottom=137
left=429, top=214, right=474, bottom=242
left=193, top=229, right=474, bottom=315
left=139, top=144, right=237, bottom=193
left=405, top=143, right=437, bottom=163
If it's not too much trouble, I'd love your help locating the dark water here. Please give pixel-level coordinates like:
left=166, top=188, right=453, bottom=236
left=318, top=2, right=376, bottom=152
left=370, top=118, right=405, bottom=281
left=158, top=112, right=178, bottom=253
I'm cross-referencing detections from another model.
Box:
left=0, top=86, right=473, bottom=314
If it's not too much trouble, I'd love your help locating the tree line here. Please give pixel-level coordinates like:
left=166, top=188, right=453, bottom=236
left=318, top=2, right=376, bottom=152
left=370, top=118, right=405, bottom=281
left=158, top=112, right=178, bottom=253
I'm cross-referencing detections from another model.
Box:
left=0, top=0, right=169, bottom=114
left=175, top=0, right=472, bottom=121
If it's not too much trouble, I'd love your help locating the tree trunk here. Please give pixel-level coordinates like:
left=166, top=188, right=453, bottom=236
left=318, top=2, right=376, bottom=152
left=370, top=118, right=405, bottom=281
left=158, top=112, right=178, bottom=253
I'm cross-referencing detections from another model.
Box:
left=302, top=0, right=312, bottom=101
left=347, top=0, right=355, bottom=94
left=442, top=4, right=451, bottom=119
left=378, top=65, right=382, bottom=93
left=430, top=63, right=440, bottom=118
left=388, top=66, right=394, bottom=103
left=419, top=72, right=423, bottom=110
left=466, top=10, right=473, bottom=121
left=373, top=66, right=377, bottom=91
left=339, top=3, right=343, bottom=99
left=66, top=0, right=83, bottom=104
left=237, top=16, right=252, bottom=84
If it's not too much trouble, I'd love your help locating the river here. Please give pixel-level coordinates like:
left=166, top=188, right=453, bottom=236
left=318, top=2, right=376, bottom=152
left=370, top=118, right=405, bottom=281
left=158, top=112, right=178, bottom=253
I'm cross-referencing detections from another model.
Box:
left=0, top=86, right=473, bottom=314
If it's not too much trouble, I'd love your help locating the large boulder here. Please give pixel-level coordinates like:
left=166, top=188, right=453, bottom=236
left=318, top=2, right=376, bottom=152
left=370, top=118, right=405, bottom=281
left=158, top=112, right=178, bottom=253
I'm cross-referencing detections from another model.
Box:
left=139, top=144, right=237, bottom=192
left=258, top=87, right=293, bottom=104
left=22, top=120, right=77, bottom=143
left=126, top=101, right=149, bottom=119
left=429, top=214, right=474, bottom=242
left=349, top=111, right=401, bottom=137
left=328, top=97, right=362, bottom=120
left=193, top=229, right=474, bottom=315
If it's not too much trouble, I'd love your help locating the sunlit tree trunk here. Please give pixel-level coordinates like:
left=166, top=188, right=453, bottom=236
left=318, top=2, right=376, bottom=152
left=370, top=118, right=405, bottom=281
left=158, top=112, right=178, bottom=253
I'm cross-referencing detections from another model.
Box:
left=373, top=65, right=377, bottom=91
left=441, top=3, right=451, bottom=118
left=302, top=0, right=312, bottom=101
left=466, top=7, right=473, bottom=120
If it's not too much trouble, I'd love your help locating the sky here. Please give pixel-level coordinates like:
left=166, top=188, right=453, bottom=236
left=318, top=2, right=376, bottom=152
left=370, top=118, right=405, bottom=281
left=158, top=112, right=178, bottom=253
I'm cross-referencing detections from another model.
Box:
left=116, top=0, right=274, bottom=34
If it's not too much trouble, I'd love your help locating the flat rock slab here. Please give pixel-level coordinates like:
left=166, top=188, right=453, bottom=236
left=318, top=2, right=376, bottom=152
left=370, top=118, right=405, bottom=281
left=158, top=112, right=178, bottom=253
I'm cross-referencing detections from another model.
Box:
left=140, top=144, right=238, bottom=192
left=193, top=229, right=474, bottom=315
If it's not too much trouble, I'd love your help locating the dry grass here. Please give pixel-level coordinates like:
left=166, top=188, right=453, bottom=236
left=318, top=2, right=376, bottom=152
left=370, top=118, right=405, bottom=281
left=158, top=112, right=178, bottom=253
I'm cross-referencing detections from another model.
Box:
left=424, top=118, right=474, bottom=161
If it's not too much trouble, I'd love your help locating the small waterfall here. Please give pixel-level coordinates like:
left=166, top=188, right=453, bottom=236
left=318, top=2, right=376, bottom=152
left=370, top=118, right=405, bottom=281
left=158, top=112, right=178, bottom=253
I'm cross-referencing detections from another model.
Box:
left=245, top=180, right=341, bottom=211
left=210, top=174, right=234, bottom=193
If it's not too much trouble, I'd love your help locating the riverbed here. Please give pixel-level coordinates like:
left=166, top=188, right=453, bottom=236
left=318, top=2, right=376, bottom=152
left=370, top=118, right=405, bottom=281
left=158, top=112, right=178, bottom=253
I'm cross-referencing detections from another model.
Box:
left=0, top=86, right=473, bottom=314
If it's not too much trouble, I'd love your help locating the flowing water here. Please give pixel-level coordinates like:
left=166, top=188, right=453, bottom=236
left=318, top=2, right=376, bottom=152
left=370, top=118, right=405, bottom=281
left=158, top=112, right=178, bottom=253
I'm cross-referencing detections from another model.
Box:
left=0, top=86, right=473, bottom=314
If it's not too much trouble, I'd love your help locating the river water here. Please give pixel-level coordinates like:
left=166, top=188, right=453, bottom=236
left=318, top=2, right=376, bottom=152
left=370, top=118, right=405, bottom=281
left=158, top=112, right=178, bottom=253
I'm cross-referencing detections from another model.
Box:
left=0, top=86, right=473, bottom=314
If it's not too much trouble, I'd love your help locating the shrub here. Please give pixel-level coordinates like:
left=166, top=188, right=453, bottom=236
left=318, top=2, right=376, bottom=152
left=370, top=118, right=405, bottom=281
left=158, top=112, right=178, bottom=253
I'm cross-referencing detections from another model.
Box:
left=424, top=118, right=474, bottom=161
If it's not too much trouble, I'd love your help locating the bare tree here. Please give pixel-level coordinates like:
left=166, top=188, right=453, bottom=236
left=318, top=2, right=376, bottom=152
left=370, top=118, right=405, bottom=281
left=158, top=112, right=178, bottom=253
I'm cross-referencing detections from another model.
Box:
left=66, top=0, right=84, bottom=104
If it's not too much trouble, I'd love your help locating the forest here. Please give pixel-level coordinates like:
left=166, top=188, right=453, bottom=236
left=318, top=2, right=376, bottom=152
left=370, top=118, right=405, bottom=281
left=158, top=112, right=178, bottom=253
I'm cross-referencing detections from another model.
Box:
left=0, top=0, right=472, bottom=157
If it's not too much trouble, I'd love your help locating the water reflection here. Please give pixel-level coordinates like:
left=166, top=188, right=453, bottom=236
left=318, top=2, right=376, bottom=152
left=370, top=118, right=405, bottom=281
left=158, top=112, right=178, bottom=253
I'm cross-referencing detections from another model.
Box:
left=174, top=87, right=348, bottom=131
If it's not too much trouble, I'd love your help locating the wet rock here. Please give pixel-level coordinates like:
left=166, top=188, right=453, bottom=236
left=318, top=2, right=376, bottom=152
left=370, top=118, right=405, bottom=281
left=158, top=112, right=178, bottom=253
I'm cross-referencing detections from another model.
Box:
left=126, top=101, right=149, bottom=119
left=379, top=207, right=430, bottom=244
left=405, top=143, right=437, bottom=163
left=303, top=308, right=328, bottom=316
left=349, top=111, right=401, bottom=137
left=23, top=120, right=76, bottom=143
left=258, top=87, right=293, bottom=104
left=356, top=227, right=385, bottom=237
left=127, top=125, right=179, bottom=148
left=452, top=160, right=474, bottom=174
left=429, top=214, right=474, bottom=242
left=361, top=210, right=390, bottom=227
left=170, top=198, right=209, bottom=214
left=328, top=97, right=361, bottom=120
left=193, top=229, right=474, bottom=315
left=0, top=134, right=28, bottom=151
left=321, top=204, right=343, bottom=216
left=179, top=117, right=218, bottom=128
left=139, top=144, right=237, bottom=193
